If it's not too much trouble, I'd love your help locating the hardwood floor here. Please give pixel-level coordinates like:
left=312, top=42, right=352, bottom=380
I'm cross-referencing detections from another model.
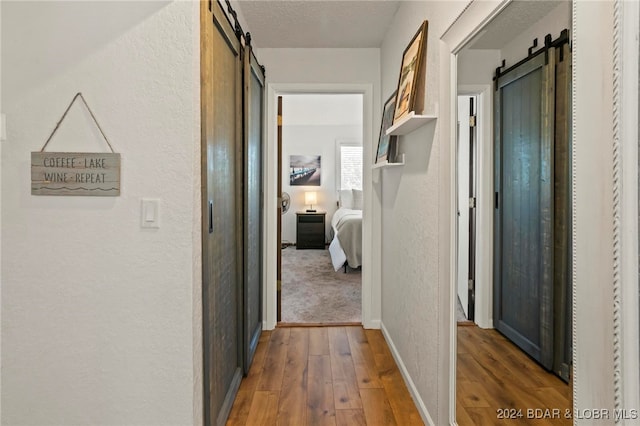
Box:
left=226, top=326, right=424, bottom=426
left=457, top=325, right=572, bottom=425
left=226, top=325, right=572, bottom=425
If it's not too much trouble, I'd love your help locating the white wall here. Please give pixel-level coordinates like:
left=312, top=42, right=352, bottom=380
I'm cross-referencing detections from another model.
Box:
left=1, top=2, right=201, bottom=425
left=458, top=49, right=500, bottom=86
left=378, top=2, right=467, bottom=424
left=573, top=1, right=616, bottom=420
left=258, top=48, right=381, bottom=328
left=281, top=94, right=362, bottom=243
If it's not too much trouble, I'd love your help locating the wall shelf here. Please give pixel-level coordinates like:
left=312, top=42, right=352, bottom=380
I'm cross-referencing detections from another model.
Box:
left=372, top=154, right=405, bottom=169
left=386, top=111, right=437, bottom=136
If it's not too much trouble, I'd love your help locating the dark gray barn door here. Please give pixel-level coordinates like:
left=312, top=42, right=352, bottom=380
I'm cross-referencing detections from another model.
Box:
left=242, top=46, right=264, bottom=373
left=201, top=1, right=243, bottom=424
left=494, top=50, right=555, bottom=369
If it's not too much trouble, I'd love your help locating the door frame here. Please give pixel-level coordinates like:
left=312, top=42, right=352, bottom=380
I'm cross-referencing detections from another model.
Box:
left=457, top=85, right=493, bottom=329
left=263, top=83, right=377, bottom=329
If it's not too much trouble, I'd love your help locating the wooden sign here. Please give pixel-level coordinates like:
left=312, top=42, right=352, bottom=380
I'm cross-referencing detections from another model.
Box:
left=31, top=152, right=120, bottom=196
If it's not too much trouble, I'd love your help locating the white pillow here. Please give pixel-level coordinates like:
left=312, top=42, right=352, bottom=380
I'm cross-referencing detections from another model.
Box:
left=352, top=189, right=363, bottom=210
left=338, top=189, right=353, bottom=209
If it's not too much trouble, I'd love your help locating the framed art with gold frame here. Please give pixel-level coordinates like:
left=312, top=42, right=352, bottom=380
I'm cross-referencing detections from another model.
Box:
left=393, top=20, right=428, bottom=123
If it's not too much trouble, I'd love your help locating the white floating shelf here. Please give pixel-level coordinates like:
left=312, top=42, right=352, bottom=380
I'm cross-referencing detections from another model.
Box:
left=386, top=111, right=437, bottom=136
left=372, top=154, right=405, bottom=169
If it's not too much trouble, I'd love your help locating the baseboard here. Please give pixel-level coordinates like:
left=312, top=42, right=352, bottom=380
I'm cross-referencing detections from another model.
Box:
left=380, top=322, right=436, bottom=426
left=363, top=319, right=381, bottom=329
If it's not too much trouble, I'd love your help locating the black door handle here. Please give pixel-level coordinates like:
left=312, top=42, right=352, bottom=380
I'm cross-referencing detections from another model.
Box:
left=209, top=201, right=213, bottom=233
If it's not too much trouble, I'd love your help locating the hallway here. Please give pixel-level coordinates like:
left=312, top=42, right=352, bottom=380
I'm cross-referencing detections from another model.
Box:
left=226, top=326, right=423, bottom=425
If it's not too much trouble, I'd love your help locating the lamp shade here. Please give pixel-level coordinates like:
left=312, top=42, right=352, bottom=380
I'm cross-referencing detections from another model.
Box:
left=304, top=191, right=317, bottom=206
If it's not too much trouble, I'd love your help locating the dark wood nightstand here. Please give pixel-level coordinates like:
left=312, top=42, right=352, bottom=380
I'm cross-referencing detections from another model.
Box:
left=296, top=211, right=326, bottom=249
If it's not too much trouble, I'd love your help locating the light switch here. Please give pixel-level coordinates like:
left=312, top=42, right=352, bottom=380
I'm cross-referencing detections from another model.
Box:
left=141, top=199, right=160, bottom=228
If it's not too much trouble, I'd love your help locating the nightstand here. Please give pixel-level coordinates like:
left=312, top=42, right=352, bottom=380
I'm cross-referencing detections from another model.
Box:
left=296, top=211, right=326, bottom=249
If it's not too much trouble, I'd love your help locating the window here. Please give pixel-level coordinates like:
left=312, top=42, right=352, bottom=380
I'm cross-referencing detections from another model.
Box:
left=338, top=142, right=363, bottom=190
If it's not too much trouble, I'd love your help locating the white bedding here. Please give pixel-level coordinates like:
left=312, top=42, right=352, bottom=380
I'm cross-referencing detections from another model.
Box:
left=329, top=208, right=363, bottom=271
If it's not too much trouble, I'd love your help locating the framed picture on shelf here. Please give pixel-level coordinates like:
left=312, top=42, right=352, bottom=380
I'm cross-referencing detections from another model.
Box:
left=375, top=91, right=398, bottom=164
left=393, top=20, right=428, bottom=123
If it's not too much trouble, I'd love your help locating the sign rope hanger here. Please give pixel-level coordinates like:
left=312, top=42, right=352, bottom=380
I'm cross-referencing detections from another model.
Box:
left=40, top=92, right=115, bottom=153
left=31, top=92, right=120, bottom=197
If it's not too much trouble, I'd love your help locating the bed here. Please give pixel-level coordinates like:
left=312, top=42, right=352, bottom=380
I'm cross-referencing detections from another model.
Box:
left=329, top=190, right=363, bottom=271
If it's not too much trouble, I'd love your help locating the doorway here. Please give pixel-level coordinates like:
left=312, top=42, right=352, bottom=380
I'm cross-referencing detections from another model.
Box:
left=264, top=84, right=376, bottom=330
left=276, top=94, right=364, bottom=324
left=456, top=95, right=477, bottom=323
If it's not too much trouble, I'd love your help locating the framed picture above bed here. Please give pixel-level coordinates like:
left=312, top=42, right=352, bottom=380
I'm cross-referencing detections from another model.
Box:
left=393, top=20, right=428, bottom=123
left=375, top=92, right=398, bottom=164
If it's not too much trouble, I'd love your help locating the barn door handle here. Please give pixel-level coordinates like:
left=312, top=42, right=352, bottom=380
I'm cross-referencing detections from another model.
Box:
left=209, top=201, right=213, bottom=233
left=495, top=192, right=500, bottom=209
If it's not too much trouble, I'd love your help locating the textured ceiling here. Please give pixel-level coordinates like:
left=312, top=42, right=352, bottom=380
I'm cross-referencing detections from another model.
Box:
left=235, top=1, right=401, bottom=48
left=467, top=1, right=561, bottom=49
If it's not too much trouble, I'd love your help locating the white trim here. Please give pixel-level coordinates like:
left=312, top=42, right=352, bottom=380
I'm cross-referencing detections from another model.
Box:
left=367, top=319, right=381, bottom=330
left=441, top=0, right=511, bottom=55
left=380, top=322, right=435, bottom=426
left=446, top=48, right=459, bottom=426
left=263, top=83, right=378, bottom=330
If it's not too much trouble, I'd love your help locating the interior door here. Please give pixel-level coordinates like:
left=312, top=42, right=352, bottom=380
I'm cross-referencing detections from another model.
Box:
left=457, top=96, right=472, bottom=320
left=467, top=97, right=477, bottom=322
left=242, top=46, right=264, bottom=372
left=494, top=49, right=556, bottom=369
left=201, top=1, right=243, bottom=424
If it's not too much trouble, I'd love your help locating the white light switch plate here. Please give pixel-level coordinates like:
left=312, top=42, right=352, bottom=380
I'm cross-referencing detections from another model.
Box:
left=141, top=198, right=160, bottom=228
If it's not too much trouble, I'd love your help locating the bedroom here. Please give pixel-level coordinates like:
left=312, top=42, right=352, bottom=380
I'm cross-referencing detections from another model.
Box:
left=278, top=93, right=364, bottom=324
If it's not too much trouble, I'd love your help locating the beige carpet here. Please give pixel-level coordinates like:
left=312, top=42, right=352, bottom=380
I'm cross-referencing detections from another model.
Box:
left=281, top=246, right=361, bottom=323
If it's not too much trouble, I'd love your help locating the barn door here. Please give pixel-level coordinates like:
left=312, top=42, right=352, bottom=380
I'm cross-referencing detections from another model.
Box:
left=494, top=49, right=556, bottom=369
left=242, top=45, right=264, bottom=372
left=201, top=1, right=243, bottom=424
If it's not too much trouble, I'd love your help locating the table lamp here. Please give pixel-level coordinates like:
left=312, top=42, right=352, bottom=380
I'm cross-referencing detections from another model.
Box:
left=305, top=191, right=317, bottom=212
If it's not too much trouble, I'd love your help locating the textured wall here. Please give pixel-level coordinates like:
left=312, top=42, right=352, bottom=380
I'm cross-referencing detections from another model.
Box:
left=458, top=49, right=501, bottom=86
left=501, top=1, right=571, bottom=68
left=1, top=2, right=200, bottom=425
left=573, top=1, right=616, bottom=421
left=379, top=1, right=466, bottom=424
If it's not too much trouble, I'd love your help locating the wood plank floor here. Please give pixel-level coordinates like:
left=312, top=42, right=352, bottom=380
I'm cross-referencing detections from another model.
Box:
left=457, top=325, right=572, bottom=426
left=226, top=326, right=424, bottom=426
